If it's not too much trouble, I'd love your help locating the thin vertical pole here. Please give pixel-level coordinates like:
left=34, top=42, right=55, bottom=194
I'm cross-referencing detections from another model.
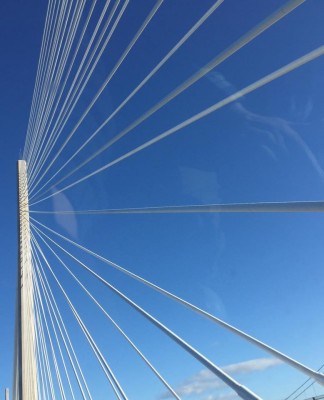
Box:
left=16, top=160, right=38, bottom=399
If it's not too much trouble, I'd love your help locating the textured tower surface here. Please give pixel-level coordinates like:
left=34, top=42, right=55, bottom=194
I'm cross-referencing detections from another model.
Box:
left=16, top=160, right=37, bottom=400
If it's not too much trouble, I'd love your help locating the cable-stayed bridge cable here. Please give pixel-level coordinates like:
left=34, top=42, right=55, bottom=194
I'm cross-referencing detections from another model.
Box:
left=31, top=223, right=262, bottom=400
left=31, top=45, right=324, bottom=205
left=27, top=0, right=97, bottom=184
left=29, top=0, right=163, bottom=193
left=25, top=0, right=61, bottom=161
left=34, top=227, right=181, bottom=399
left=30, top=218, right=324, bottom=386
left=27, top=0, right=87, bottom=180
left=30, top=201, right=324, bottom=215
left=31, top=236, right=93, bottom=400
left=29, top=0, right=306, bottom=200
left=28, top=0, right=224, bottom=196
left=32, top=233, right=129, bottom=400
left=27, top=0, right=123, bottom=186
left=32, top=251, right=67, bottom=400
left=27, top=0, right=72, bottom=168
left=24, top=0, right=54, bottom=159
left=32, top=258, right=74, bottom=400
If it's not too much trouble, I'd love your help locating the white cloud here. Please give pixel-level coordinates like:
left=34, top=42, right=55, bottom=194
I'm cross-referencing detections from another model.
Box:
left=160, top=358, right=282, bottom=399
left=204, top=393, right=239, bottom=400
left=223, top=358, right=282, bottom=375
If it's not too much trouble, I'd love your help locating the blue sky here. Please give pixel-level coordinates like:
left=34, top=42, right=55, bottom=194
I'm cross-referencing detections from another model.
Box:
left=1, top=0, right=324, bottom=399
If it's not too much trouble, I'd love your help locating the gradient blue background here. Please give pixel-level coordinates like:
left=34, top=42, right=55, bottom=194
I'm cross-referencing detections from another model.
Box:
left=1, top=1, right=324, bottom=399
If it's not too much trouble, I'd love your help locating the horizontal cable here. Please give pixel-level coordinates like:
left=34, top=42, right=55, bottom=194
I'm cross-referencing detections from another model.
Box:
left=30, top=200, right=324, bottom=215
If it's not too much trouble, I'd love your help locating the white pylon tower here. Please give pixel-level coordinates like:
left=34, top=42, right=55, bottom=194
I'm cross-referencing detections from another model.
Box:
left=14, top=160, right=38, bottom=400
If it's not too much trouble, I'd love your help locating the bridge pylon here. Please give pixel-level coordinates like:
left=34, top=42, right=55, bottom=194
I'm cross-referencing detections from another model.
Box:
left=14, top=160, right=38, bottom=400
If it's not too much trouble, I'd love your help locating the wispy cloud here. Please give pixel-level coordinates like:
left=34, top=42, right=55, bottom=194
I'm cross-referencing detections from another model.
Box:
left=290, top=96, right=313, bottom=121
left=160, top=358, right=282, bottom=399
left=207, top=70, right=324, bottom=182
left=260, top=144, right=278, bottom=163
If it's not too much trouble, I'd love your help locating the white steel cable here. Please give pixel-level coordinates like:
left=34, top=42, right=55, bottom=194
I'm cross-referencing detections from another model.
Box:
left=28, top=0, right=72, bottom=147
left=27, top=0, right=86, bottom=180
left=24, top=0, right=55, bottom=160
left=32, top=235, right=128, bottom=400
left=30, top=0, right=306, bottom=201
left=31, top=245, right=49, bottom=400
left=30, top=201, right=324, bottom=215
left=34, top=263, right=93, bottom=400
left=28, top=0, right=128, bottom=190
left=33, top=267, right=57, bottom=400
left=28, top=248, right=43, bottom=396
left=34, top=228, right=181, bottom=400
left=27, top=0, right=115, bottom=185
left=31, top=235, right=93, bottom=400
left=24, top=0, right=60, bottom=161
left=31, top=247, right=67, bottom=400
left=31, top=218, right=324, bottom=386
left=33, top=264, right=50, bottom=400
left=30, top=252, right=45, bottom=400
left=27, top=0, right=69, bottom=177
left=34, top=290, right=52, bottom=400
left=31, top=245, right=76, bottom=400
left=27, top=0, right=63, bottom=142
left=28, top=0, right=86, bottom=179
left=32, top=234, right=123, bottom=400
left=29, top=0, right=224, bottom=198
left=27, top=0, right=71, bottom=168
left=34, top=320, right=48, bottom=400
left=33, top=258, right=69, bottom=399
left=26, top=0, right=98, bottom=185
left=31, top=45, right=324, bottom=206
left=31, top=223, right=262, bottom=400
left=29, top=0, right=164, bottom=194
